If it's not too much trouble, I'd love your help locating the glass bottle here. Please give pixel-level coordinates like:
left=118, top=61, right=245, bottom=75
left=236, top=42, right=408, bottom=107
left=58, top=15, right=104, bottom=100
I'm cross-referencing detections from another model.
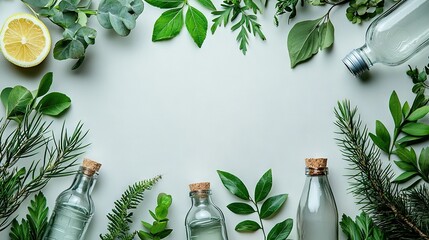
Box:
left=342, top=0, right=429, bottom=76
left=297, top=158, right=338, bottom=240
left=43, top=159, right=102, bottom=240
left=185, top=182, right=228, bottom=240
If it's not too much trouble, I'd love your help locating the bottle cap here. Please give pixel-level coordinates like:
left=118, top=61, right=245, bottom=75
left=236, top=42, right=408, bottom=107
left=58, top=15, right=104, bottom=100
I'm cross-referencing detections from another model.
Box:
left=342, top=49, right=369, bottom=76
left=82, top=158, right=102, bottom=176
left=189, top=182, right=210, bottom=192
left=305, top=158, right=327, bottom=169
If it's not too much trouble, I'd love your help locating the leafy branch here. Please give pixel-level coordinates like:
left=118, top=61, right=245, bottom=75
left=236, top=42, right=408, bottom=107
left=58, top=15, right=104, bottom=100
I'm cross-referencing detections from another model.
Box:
left=100, top=175, right=162, bottom=240
left=217, top=169, right=293, bottom=240
left=334, top=99, right=429, bottom=239
left=138, top=193, right=173, bottom=240
left=340, top=212, right=386, bottom=240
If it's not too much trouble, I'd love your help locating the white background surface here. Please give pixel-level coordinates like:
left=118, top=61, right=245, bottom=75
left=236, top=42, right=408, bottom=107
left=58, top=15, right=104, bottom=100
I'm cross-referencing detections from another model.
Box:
left=1, top=0, right=428, bottom=239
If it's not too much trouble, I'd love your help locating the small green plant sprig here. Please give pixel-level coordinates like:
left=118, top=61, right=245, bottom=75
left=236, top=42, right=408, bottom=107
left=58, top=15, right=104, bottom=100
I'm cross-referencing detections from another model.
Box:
left=9, top=192, right=49, bottom=240
left=138, top=193, right=173, bottom=240
left=22, top=0, right=143, bottom=69
left=1, top=72, right=71, bottom=123
left=100, top=176, right=162, bottom=240
left=369, top=63, right=429, bottom=185
left=340, top=212, right=386, bottom=240
left=217, top=169, right=293, bottom=240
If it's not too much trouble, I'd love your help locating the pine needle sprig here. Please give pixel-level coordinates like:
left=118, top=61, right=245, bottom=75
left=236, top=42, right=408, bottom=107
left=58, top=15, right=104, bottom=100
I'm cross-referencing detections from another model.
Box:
left=0, top=112, right=88, bottom=231
left=334, top=100, right=429, bottom=239
left=100, top=175, right=162, bottom=240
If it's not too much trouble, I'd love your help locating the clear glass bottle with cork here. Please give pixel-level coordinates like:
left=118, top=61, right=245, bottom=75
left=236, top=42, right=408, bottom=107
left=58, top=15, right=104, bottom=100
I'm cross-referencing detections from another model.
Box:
left=43, top=158, right=102, bottom=240
left=297, top=158, right=338, bottom=240
left=185, top=182, right=228, bottom=240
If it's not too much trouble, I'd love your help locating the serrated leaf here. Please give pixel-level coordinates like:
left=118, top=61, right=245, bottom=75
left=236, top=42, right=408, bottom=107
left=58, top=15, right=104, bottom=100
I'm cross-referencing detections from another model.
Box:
left=227, top=202, right=255, bottom=214
left=287, top=18, right=322, bottom=68
left=255, top=169, right=272, bottom=202
left=393, top=171, right=418, bottom=183
left=260, top=194, right=288, bottom=219
left=235, top=220, right=261, bottom=232
left=195, top=0, right=216, bottom=11
left=36, top=72, right=53, bottom=98
left=319, top=19, right=334, bottom=49
left=36, top=92, right=71, bottom=116
left=418, top=147, right=429, bottom=176
left=185, top=6, right=208, bottom=48
left=7, top=86, right=33, bottom=118
left=389, top=91, right=402, bottom=127
left=340, top=214, right=362, bottom=240
left=152, top=8, right=184, bottom=41
left=217, top=170, right=250, bottom=200
left=145, top=0, right=184, bottom=8
left=407, top=106, right=429, bottom=121
left=402, top=123, right=429, bottom=137
left=54, top=39, right=85, bottom=60
left=267, top=219, right=293, bottom=240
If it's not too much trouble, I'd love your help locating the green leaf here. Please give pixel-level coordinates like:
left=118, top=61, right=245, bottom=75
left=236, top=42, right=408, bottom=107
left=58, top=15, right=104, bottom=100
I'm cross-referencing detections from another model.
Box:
left=142, top=220, right=153, bottom=229
left=267, top=219, right=293, bottom=240
left=54, top=39, right=85, bottom=60
left=319, top=19, right=334, bottom=49
left=389, top=91, right=402, bottom=127
left=227, top=202, right=255, bottom=214
left=418, top=147, right=429, bottom=176
left=393, top=171, right=418, bottom=183
left=36, top=72, right=53, bottom=98
left=394, top=161, right=416, bottom=172
left=402, top=101, right=411, bottom=118
left=260, top=194, right=288, bottom=219
left=369, top=133, right=389, bottom=154
left=396, top=135, right=422, bottom=145
left=7, top=86, right=33, bottom=118
left=22, top=0, right=52, bottom=8
left=217, top=170, right=250, bottom=200
left=152, top=8, right=184, bottom=41
left=27, top=192, right=49, bottom=239
left=402, top=123, right=429, bottom=137
left=36, top=92, right=71, bottom=116
left=195, top=0, right=216, bottom=11
left=151, top=221, right=167, bottom=234
left=394, top=147, right=417, bottom=165
left=97, top=0, right=144, bottom=36
left=138, top=230, right=153, bottom=240
left=145, top=0, right=184, bottom=8
left=235, top=220, right=261, bottom=232
left=375, top=120, right=390, bottom=146
left=407, top=106, right=429, bottom=121
left=1, top=87, right=12, bottom=109
left=287, top=18, right=322, bottom=68
left=157, top=193, right=172, bottom=208
left=155, top=205, right=168, bottom=220
left=185, top=6, right=208, bottom=48
left=255, top=169, right=272, bottom=202
left=157, top=228, right=173, bottom=238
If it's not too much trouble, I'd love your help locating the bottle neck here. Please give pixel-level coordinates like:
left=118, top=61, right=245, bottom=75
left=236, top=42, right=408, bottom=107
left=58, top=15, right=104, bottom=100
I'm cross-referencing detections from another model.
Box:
left=342, top=45, right=376, bottom=76
left=190, top=190, right=213, bottom=206
left=305, top=167, right=328, bottom=176
left=70, top=166, right=98, bottom=194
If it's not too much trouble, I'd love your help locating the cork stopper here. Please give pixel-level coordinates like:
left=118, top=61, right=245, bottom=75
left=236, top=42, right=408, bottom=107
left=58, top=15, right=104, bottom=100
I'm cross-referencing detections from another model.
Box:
left=189, top=182, right=210, bottom=192
left=82, top=158, right=102, bottom=176
left=305, top=158, right=327, bottom=169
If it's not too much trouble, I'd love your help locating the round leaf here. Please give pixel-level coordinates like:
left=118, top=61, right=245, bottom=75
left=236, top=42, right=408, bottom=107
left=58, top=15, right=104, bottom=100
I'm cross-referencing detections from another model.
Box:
left=227, top=202, right=255, bottom=214
left=260, top=194, right=288, bottom=219
left=217, top=170, right=250, bottom=200
left=235, top=220, right=261, bottom=232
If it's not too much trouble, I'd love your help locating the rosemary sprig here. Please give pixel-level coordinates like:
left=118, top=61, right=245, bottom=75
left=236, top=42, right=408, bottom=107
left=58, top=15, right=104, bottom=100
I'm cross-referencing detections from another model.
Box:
left=334, top=100, right=429, bottom=239
left=0, top=111, right=88, bottom=230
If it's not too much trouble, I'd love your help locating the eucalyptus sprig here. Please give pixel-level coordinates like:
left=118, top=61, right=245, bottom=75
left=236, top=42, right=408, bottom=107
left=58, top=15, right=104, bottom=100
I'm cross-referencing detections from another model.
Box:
left=138, top=193, right=173, bottom=240
left=217, top=169, right=293, bottom=240
left=9, top=192, right=49, bottom=240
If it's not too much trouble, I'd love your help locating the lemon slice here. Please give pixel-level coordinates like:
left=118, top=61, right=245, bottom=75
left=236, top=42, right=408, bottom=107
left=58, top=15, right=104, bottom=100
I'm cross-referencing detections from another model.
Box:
left=0, top=13, right=51, bottom=68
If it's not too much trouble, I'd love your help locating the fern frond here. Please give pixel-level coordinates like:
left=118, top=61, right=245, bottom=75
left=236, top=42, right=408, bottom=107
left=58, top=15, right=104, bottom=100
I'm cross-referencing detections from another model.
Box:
left=100, top=175, right=162, bottom=240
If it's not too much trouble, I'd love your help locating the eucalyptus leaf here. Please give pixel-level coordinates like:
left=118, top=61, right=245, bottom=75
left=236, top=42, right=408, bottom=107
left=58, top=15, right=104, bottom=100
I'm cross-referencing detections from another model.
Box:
left=37, top=93, right=71, bottom=116
left=36, top=72, right=53, bottom=98
left=97, top=0, right=144, bottom=36
left=235, top=220, right=261, bottom=232
left=145, top=0, right=184, bottom=8
left=185, top=6, right=208, bottom=48
left=22, top=0, right=53, bottom=8
left=254, top=169, right=272, bottom=203
left=260, top=194, right=288, bottom=219
left=217, top=170, right=250, bottom=200
left=393, top=171, right=418, bottom=183
left=51, top=11, right=78, bottom=29
left=407, top=106, right=429, bottom=121
left=152, top=8, right=184, bottom=41
left=389, top=91, right=402, bottom=127
left=227, top=202, right=255, bottom=214
left=54, top=39, right=86, bottom=60
left=287, top=18, right=322, bottom=68
left=319, top=19, right=334, bottom=50
left=267, top=219, right=293, bottom=240
left=402, top=123, right=429, bottom=137
left=195, top=0, right=216, bottom=11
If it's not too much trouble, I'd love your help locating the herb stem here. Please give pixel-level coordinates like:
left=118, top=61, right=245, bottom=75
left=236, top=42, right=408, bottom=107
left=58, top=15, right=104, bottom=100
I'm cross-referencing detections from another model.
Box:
left=23, top=3, right=40, bottom=18
left=251, top=198, right=267, bottom=240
